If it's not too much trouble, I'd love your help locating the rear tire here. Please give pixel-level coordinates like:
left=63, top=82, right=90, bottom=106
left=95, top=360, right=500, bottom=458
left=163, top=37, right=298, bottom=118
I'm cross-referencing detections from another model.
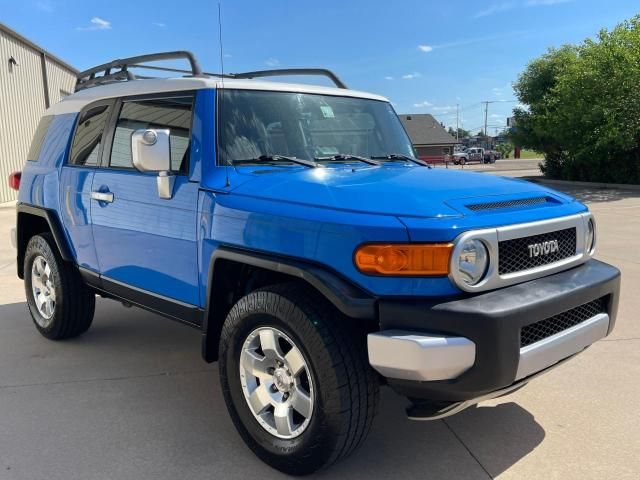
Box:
left=219, top=283, right=379, bottom=475
left=24, top=233, right=95, bottom=340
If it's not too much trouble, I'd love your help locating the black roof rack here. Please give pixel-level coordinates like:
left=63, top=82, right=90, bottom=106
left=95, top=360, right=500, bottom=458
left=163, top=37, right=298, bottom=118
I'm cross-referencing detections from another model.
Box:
left=232, top=69, right=347, bottom=89
left=75, top=50, right=348, bottom=91
left=76, top=51, right=204, bottom=91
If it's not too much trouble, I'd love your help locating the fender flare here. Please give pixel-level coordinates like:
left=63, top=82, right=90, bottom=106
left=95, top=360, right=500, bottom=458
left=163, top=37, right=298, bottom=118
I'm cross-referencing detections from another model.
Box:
left=201, top=246, right=377, bottom=362
left=16, top=204, right=74, bottom=278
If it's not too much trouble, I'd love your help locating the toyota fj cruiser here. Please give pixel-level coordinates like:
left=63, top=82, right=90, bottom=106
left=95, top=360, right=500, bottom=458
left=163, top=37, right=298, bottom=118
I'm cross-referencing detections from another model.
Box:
left=10, top=51, right=620, bottom=475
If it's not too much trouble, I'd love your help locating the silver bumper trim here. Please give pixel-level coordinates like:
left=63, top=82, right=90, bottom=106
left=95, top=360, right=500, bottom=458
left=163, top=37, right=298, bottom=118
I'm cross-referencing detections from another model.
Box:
left=516, top=313, right=610, bottom=380
left=367, top=331, right=476, bottom=382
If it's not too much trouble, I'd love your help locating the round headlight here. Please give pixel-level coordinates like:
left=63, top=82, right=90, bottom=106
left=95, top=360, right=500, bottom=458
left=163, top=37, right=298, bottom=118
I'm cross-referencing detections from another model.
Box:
left=456, top=239, right=489, bottom=286
left=586, top=217, right=596, bottom=254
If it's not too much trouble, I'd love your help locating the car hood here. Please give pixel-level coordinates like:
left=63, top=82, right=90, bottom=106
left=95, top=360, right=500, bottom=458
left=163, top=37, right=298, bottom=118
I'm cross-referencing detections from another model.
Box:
left=230, top=165, right=573, bottom=219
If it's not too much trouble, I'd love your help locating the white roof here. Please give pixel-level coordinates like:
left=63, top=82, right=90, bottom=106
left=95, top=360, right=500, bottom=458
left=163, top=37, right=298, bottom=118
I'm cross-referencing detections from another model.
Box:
left=47, top=77, right=389, bottom=115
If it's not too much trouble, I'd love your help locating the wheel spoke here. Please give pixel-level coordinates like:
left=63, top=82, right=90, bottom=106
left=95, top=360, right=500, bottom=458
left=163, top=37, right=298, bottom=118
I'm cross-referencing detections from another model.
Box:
left=284, top=346, right=306, bottom=376
left=290, top=390, right=312, bottom=418
left=259, top=329, right=284, bottom=361
left=37, top=295, right=48, bottom=314
left=44, top=300, right=53, bottom=317
left=36, top=258, right=46, bottom=276
left=241, top=350, right=271, bottom=379
left=32, top=274, right=44, bottom=291
left=43, top=263, right=51, bottom=281
left=274, top=404, right=294, bottom=437
left=248, top=385, right=272, bottom=414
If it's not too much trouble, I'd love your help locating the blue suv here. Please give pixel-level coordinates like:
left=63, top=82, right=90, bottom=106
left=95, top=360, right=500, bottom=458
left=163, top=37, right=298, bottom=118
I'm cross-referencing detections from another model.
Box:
left=10, top=52, right=620, bottom=475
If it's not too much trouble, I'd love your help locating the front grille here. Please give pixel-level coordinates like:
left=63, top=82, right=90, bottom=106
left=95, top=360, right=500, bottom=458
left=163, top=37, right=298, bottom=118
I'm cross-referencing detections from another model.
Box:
left=520, top=297, right=607, bottom=347
left=498, top=227, right=577, bottom=275
left=466, top=197, right=547, bottom=212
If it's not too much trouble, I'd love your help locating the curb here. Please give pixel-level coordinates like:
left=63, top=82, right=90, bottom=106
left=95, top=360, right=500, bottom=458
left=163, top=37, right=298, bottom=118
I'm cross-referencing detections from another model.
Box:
left=0, top=200, right=17, bottom=209
left=524, top=177, right=640, bottom=192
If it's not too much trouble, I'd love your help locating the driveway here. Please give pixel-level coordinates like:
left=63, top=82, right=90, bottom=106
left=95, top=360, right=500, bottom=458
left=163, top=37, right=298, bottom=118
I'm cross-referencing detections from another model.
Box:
left=0, top=179, right=638, bottom=480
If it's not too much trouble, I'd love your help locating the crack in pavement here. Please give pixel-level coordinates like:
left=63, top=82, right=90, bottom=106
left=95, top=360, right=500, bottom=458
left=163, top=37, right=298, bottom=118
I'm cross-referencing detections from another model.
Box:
left=601, top=337, right=640, bottom=342
left=0, top=368, right=213, bottom=391
left=443, top=419, right=493, bottom=479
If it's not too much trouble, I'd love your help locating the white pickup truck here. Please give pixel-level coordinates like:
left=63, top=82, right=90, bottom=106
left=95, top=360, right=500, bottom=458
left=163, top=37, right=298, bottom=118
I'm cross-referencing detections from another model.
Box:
left=453, top=147, right=497, bottom=165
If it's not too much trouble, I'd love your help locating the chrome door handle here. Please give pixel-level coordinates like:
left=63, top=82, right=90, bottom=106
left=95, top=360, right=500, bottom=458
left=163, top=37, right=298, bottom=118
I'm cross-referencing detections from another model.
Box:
left=91, top=191, right=114, bottom=203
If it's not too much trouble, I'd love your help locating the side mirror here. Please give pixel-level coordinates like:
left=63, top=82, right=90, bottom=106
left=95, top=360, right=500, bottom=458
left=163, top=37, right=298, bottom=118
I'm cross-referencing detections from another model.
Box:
left=131, top=129, right=175, bottom=199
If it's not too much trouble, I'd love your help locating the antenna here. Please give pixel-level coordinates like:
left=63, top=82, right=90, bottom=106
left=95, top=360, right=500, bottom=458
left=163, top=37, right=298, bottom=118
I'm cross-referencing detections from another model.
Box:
left=218, top=0, right=230, bottom=187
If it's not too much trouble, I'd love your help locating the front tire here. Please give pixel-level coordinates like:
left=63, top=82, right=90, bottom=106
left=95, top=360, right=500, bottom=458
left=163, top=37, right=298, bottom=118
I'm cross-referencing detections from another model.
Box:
left=24, top=233, right=95, bottom=340
left=219, top=284, right=379, bottom=475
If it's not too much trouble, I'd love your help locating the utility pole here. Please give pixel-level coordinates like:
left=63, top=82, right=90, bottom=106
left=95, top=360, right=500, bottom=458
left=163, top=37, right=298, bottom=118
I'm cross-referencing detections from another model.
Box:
left=482, top=101, right=489, bottom=144
left=455, top=103, right=459, bottom=141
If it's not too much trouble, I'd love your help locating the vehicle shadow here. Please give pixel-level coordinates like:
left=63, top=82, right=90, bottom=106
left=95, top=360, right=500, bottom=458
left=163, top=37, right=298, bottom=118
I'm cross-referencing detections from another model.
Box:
left=321, top=393, right=545, bottom=480
left=0, top=299, right=545, bottom=479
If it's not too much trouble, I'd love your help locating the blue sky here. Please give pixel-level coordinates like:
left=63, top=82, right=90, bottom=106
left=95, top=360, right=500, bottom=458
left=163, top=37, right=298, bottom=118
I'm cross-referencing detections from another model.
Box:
left=1, top=0, right=638, bottom=134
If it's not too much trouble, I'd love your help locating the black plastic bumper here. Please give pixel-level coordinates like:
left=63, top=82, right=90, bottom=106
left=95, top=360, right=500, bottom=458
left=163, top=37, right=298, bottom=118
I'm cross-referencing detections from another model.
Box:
left=379, top=259, right=620, bottom=402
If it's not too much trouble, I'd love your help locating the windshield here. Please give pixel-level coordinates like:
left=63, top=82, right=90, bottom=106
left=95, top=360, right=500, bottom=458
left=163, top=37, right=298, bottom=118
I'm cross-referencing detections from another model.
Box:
left=218, top=89, right=415, bottom=165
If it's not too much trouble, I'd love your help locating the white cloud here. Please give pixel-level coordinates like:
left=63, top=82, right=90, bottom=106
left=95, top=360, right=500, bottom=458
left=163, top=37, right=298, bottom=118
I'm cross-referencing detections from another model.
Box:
left=418, top=45, right=433, bottom=53
left=474, top=0, right=570, bottom=17
left=432, top=105, right=454, bottom=112
left=77, top=17, right=112, bottom=30
left=152, top=22, right=166, bottom=27
left=492, top=87, right=504, bottom=96
left=384, top=76, right=394, bottom=80
left=402, top=72, right=421, bottom=80
left=526, top=0, right=570, bottom=5
left=265, top=57, right=280, bottom=67
left=431, top=30, right=526, bottom=50
left=473, top=2, right=516, bottom=18
left=413, top=100, right=433, bottom=108
left=35, top=1, right=53, bottom=12
left=223, top=53, right=232, bottom=58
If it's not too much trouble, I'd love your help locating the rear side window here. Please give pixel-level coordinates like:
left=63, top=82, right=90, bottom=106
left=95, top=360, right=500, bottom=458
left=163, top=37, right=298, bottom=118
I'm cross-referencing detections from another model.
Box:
left=27, top=115, right=54, bottom=161
left=69, top=103, right=113, bottom=166
left=109, top=96, right=194, bottom=172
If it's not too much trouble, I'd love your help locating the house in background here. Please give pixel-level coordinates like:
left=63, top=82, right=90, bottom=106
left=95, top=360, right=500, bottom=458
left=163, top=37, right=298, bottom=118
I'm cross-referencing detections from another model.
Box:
left=0, top=22, right=77, bottom=203
left=398, top=114, right=458, bottom=162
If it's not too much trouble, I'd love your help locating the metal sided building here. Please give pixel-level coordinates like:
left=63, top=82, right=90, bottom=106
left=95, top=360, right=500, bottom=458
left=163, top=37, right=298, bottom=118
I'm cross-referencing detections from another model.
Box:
left=0, top=23, right=77, bottom=203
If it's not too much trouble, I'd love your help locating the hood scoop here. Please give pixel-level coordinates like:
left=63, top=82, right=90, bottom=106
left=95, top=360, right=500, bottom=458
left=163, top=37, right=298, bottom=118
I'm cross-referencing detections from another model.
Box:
left=466, top=196, right=550, bottom=212
left=446, top=193, right=564, bottom=215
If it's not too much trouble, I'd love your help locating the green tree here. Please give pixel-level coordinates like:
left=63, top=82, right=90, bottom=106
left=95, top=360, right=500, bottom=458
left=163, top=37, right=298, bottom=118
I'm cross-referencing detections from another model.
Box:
left=447, top=127, right=471, bottom=138
left=496, top=143, right=513, bottom=158
left=512, top=16, right=640, bottom=183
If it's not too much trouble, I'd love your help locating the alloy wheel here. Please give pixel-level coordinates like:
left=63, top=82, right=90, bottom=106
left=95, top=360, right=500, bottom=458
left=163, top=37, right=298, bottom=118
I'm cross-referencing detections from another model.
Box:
left=239, top=326, right=314, bottom=439
left=31, top=255, right=56, bottom=325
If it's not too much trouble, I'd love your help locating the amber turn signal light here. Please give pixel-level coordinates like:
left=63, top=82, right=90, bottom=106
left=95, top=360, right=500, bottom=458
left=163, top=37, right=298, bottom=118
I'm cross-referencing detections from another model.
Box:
left=354, top=243, right=453, bottom=276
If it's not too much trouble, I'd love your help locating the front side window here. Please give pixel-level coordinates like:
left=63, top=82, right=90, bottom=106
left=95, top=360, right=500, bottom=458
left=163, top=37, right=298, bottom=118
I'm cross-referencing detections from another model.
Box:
left=109, top=96, right=194, bottom=172
left=69, top=104, right=112, bottom=166
left=218, top=90, right=414, bottom=165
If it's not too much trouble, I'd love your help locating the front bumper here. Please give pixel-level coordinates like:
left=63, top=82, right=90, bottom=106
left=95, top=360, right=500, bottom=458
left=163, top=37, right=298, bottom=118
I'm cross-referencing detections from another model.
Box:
left=368, top=259, right=620, bottom=403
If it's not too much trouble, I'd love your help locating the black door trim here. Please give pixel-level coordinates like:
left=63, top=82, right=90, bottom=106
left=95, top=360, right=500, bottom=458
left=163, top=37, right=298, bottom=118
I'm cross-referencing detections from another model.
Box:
left=80, top=267, right=203, bottom=328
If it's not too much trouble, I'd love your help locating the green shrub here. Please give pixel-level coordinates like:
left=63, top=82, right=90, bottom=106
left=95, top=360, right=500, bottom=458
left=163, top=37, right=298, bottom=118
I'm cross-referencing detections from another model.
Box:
left=511, top=16, right=640, bottom=184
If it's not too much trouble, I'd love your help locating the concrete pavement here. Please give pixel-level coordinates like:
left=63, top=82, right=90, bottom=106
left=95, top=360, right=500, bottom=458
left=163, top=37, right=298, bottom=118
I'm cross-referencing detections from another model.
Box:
left=0, top=177, right=638, bottom=479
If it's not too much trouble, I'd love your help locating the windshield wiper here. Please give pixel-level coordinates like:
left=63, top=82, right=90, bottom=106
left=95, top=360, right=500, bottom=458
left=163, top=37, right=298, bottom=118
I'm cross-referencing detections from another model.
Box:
left=314, top=154, right=381, bottom=166
left=371, top=154, right=431, bottom=168
left=231, top=154, right=318, bottom=168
